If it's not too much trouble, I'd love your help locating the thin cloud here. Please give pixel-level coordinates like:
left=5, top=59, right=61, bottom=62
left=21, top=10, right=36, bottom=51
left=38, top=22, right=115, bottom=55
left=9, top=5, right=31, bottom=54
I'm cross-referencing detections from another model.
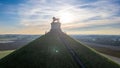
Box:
left=0, top=0, right=120, bottom=34
left=17, top=0, right=120, bottom=35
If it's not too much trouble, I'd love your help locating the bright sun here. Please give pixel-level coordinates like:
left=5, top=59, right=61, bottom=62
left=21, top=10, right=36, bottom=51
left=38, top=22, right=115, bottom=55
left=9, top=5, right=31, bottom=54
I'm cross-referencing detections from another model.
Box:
left=56, top=11, right=75, bottom=24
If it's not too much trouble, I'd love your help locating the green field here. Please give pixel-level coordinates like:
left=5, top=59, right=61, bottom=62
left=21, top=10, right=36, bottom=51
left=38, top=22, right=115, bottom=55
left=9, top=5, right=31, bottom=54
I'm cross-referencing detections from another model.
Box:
left=0, top=50, right=14, bottom=59
left=0, top=32, right=120, bottom=68
left=87, top=45, right=120, bottom=58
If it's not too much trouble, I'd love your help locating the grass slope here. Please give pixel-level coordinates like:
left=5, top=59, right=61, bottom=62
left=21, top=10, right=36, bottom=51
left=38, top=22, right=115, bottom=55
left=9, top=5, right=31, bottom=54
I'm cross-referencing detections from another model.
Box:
left=62, top=33, right=120, bottom=68
left=0, top=32, right=120, bottom=68
left=0, top=32, right=79, bottom=68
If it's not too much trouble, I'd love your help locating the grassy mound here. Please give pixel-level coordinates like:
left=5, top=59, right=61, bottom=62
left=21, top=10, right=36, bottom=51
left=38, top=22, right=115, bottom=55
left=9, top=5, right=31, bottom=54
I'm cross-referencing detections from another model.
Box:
left=0, top=32, right=120, bottom=68
left=0, top=32, right=79, bottom=68
left=62, top=33, right=120, bottom=68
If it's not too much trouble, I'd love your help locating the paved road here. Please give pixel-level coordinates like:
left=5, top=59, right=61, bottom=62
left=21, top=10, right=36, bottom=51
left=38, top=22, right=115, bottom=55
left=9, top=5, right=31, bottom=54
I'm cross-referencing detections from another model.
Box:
left=59, top=33, right=85, bottom=68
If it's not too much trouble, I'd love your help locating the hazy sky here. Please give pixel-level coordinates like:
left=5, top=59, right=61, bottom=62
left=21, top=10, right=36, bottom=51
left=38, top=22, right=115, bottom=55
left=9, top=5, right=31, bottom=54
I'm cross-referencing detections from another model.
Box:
left=0, top=0, right=120, bottom=35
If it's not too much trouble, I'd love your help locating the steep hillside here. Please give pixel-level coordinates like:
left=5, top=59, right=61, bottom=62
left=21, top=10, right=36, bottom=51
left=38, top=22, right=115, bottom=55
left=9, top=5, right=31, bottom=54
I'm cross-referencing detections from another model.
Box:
left=0, top=32, right=120, bottom=68
left=0, top=32, right=79, bottom=68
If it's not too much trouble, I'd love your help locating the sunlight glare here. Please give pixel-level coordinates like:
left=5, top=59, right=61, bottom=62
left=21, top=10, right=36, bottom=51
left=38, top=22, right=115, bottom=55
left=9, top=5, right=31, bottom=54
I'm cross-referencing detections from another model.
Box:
left=57, top=11, right=75, bottom=24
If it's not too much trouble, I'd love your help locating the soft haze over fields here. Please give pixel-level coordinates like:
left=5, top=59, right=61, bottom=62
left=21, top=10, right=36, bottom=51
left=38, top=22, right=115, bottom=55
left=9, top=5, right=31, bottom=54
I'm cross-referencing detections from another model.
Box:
left=0, top=0, right=120, bottom=34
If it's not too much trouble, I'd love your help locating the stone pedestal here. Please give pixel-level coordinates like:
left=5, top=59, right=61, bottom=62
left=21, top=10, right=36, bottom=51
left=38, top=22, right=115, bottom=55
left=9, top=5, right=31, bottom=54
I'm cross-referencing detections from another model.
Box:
left=50, top=17, right=62, bottom=32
